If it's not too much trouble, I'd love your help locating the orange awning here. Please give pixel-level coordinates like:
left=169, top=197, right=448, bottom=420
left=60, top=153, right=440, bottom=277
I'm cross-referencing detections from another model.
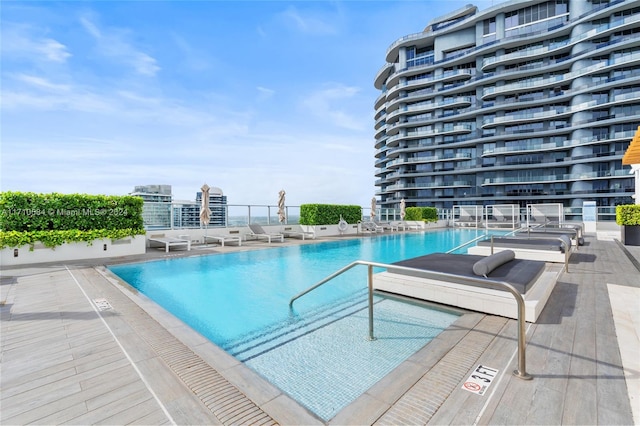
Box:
left=622, top=125, right=640, bottom=165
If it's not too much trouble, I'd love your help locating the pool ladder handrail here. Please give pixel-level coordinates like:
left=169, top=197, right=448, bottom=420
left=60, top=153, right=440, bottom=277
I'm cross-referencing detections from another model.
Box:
left=289, top=259, right=533, bottom=380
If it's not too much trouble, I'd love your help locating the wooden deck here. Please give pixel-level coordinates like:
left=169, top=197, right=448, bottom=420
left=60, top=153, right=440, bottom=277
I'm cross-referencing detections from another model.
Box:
left=1, top=234, right=638, bottom=425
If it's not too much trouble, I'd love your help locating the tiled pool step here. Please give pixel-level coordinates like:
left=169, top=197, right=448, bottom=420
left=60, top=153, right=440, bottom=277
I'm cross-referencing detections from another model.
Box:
left=225, top=290, right=373, bottom=361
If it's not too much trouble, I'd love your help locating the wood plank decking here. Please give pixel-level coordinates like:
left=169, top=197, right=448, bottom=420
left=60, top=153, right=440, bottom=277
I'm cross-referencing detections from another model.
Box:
left=1, top=235, right=638, bottom=425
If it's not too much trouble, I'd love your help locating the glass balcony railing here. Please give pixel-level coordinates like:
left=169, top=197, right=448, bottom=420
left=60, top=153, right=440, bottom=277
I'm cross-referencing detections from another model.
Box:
left=482, top=13, right=640, bottom=69
left=483, top=169, right=629, bottom=185
left=482, top=51, right=640, bottom=98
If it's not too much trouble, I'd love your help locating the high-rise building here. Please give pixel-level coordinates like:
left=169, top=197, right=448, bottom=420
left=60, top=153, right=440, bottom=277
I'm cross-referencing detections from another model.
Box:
left=172, top=186, right=228, bottom=228
left=130, top=184, right=172, bottom=229
left=374, top=0, right=640, bottom=211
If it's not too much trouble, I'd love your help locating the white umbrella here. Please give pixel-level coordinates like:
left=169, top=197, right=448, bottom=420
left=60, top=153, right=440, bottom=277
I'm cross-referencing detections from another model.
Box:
left=400, top=198, right=406, bottom=220
left=278, top=190, right=286, bottom=224
left=200, top=183, right=211, bottom=244
left=370, top=197, right=377, bottom=221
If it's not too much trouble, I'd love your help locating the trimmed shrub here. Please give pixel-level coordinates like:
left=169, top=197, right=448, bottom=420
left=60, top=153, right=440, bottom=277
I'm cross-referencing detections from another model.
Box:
left=616, top=204, right=640, bottom=226
left=404, top=207, right=422, bottom=221
left=420, top=207, right=438, bottom=222
left=300, top=204, right=362, bottom=225
left=0, top=192, right=145, bottom=249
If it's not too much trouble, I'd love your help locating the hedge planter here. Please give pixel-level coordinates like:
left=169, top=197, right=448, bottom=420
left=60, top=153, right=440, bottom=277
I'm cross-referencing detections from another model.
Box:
left=622, top=225, right=640, bottom=246
left=1, top=236, right=146, bottom=266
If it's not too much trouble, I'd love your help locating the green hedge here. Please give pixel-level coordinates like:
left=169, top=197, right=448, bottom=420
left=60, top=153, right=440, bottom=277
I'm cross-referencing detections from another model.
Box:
left=300, top=204, right=362, bottom=225
left=1, top=192, right=144, bottom=231
left=0, top=192, right=145, bottom=249
left=404, top=206, right=438, bottom=222
left=616, top=204, right=640, bottom=226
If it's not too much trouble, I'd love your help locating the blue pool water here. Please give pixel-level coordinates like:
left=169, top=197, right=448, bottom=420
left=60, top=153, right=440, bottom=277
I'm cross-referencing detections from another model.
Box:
left=109, top=229, right=487, bottom=420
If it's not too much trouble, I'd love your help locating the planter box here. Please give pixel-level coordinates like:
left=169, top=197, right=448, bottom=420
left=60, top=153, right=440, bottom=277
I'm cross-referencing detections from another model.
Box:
left=622, top=225, right=640, bottom=246
left=1, top=236, right=146, bottom=266
left=300, top=224, right=360, bottom=237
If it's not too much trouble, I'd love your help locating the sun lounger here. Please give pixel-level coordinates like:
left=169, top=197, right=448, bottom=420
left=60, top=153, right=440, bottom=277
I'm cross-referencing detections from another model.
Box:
left=281, top=225, right=315, bottom=240
left=361, top=221, right=384, bottom=233
left=148, top=235, right=191, bottom=252
left=515, top=226, right=584, bottom=246
left=375, top=221, right=399, bottom=232
left=373, top=250, right=562, bottom=322
left=247, top=224, right=284, bottom=243
left=204, top=235, right=242, bottom=247
left=391, top=221, right=421, bottom=231
left=467, top=235, right=571, bottom=270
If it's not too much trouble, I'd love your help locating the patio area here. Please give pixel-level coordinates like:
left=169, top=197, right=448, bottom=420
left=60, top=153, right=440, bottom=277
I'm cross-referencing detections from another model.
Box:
left=1, top=232, right=638, bottom=425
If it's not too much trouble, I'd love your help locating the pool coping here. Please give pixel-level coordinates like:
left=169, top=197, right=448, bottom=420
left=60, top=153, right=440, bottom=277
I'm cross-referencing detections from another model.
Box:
left=99, top=263, right=486, bottom=424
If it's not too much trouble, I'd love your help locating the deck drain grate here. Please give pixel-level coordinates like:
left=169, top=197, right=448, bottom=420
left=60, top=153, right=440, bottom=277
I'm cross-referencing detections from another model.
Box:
left=93, top=298, right=113, bottom=311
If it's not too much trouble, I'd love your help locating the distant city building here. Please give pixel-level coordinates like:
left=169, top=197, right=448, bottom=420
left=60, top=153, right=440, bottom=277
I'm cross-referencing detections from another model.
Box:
left=374, top=0, right=639, bottom=210
left=172, top=187, right=227, bottom=228
left=130, top=184, right=172, bottom=230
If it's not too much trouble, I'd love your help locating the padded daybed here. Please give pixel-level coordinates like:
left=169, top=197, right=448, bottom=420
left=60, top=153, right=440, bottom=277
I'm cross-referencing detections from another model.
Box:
left=374, top=251, right=562, bottom=322
left=516, top=227, right=584, bottom=246
left=467, top=235, right=571, bottom=267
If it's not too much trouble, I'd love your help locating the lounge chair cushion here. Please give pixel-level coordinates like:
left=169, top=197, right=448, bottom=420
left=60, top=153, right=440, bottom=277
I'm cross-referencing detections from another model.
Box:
left=472, top=250, right=515, bottom=277
left=392, top=253, right=545, bottom=294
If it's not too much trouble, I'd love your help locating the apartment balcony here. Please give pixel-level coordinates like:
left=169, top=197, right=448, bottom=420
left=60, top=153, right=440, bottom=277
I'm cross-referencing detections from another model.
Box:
left=481, top=51, right=640, bottom=100
left=481, top=13, right=640, bottom=71
left=482, top=169, right=629, bottom=186
left=387, top=180, right=474, bottom=191
left=481, top=131, right=635, bottom=156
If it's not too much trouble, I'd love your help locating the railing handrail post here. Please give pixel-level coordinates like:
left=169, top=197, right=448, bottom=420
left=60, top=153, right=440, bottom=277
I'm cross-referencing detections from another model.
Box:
left=289, top=259, right=533, bottom=380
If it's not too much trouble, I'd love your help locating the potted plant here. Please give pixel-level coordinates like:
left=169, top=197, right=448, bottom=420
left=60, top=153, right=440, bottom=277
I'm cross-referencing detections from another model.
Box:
left=616, top=204, right=640, bottom=246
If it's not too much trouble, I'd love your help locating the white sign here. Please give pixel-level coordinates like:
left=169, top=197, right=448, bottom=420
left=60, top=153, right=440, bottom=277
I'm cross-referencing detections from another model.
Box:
left=462, top=364, right=499, bottom=396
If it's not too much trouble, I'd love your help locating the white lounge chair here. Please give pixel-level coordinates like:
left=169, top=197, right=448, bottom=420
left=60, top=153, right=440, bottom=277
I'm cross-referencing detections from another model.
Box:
left=148, top=235, right=191, bottom=252
left=280, top=225, right=315, bottom=240
left=360, top=221, right=384, bottom=233
left=247, top=224, right=284, bottom=243
left=204, top=235, right=242, bottom=247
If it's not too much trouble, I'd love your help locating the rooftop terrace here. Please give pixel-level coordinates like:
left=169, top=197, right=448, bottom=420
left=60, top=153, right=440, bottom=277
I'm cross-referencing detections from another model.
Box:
left=1, top=231, right=638, bottom=425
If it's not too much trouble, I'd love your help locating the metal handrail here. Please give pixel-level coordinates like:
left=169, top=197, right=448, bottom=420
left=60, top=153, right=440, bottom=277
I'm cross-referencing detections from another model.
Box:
left=289, top=259, right=533, bottom=380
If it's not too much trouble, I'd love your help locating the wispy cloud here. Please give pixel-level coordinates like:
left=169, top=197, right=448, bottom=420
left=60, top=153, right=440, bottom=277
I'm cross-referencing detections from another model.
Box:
left=1, top=23, right=71, bottom=63
left=13, top=74, right=70, bottom=92
left=280, top=5, right=338, bottom=35
left=79, top=13, right=160, bottom=77
left=256, top=86, right=275, bottom=101
left=301, top=83, right=367, bottom=131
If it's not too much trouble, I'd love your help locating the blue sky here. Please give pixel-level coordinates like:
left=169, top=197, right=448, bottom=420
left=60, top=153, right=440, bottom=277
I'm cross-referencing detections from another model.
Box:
left=1, top=0, right=495, bottom=207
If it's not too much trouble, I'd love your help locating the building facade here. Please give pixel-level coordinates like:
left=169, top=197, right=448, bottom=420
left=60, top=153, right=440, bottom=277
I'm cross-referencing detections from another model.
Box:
left=173, top=187, right=227, bottom=228
left=374, top=0, right=640, bottom=210
left=130, top=184, right=172, bottom=230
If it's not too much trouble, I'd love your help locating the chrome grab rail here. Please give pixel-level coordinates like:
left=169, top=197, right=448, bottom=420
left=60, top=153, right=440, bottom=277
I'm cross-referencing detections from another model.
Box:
left=490, top=234, right=571, bottom=273
left=289, top=259, right=533, bottom=380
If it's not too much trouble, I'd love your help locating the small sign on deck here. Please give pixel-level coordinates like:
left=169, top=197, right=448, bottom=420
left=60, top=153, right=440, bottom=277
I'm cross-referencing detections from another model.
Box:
left=93, top=298, right=113, bottom=311
left=462, top=364, right=499, bottom=396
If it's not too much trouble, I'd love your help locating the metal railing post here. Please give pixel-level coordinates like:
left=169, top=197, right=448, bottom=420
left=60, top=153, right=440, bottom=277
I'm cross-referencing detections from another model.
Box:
left=289, top=259, right=533, bottom=380
left=368, top=265, right=376, bottom=341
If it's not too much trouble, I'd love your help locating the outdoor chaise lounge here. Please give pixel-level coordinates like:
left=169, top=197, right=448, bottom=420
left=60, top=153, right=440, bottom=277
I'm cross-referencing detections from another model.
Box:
left=204, top=235, right=242, bottom=247
left=390, top=221, right=421, bottom=231
left=467, top=235, right=572, bottom=270
left=148, top=235, right=191, bottom=252
left=360, top=221, right=384, bottom=233
left=515, top=226, right=584, bottom=246
left=247, top=224, right=284, bottom=243
left=280, top=225, right=315, bottom=240
left=373, top=250, right=563, bottom=322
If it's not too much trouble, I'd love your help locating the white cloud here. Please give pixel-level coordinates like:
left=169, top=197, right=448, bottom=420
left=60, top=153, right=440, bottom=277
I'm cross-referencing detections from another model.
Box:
left=280, top=6, right=338, bottom=35
left=14, top=74, right=70, bottom=92
left=79, top=14, right=160, bottom=77
left=1, top=23, right=71, bottom=63
left=301, top=83, right=367, bottom=131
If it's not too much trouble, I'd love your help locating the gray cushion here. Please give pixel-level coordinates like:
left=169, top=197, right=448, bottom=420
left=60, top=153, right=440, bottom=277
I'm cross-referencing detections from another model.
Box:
left=473, top=250, right=515, bottom=276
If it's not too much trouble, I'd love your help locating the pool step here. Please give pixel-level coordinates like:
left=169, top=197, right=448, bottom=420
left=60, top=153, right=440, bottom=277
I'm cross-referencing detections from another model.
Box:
left=226, top=290, right=372, bottom=362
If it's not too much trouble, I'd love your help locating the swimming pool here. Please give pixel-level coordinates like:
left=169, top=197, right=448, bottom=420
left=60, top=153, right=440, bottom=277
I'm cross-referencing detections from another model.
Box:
left=109, top=229, right=487, bottom=420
